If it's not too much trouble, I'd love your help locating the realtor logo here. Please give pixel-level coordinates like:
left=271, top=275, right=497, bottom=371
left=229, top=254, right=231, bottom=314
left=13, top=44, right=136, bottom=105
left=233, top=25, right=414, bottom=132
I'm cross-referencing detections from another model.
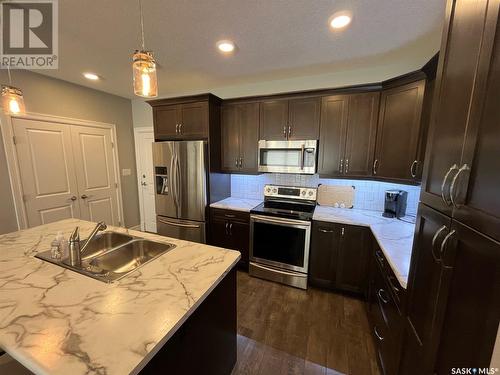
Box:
left=1, top=0, right=58, bottom=69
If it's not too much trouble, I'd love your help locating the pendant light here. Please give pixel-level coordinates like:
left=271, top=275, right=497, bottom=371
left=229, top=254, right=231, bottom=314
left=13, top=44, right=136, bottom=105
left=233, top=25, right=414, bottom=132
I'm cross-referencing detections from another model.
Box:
left=1, top=67, right=26, bottom=115
left=132, top=0, right=158, bottom=98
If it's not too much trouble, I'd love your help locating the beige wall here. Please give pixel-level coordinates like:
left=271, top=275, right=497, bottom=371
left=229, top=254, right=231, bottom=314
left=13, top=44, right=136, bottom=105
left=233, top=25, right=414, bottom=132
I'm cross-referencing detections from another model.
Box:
left=0, top=70, right=139, bottom=233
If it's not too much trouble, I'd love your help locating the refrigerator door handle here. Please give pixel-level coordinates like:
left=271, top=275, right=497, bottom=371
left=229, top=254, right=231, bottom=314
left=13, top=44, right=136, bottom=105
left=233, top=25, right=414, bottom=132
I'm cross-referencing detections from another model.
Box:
left=170, top=151, right=178, bottom=213
left=157, top=218, right=201, bottom=229
left=175, top=149, right=181, bottom=212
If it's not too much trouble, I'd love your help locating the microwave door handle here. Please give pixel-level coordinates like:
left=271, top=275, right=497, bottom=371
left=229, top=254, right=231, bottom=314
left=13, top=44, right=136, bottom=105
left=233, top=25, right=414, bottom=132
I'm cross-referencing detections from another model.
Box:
left=300, top=144, right=305, bottom=170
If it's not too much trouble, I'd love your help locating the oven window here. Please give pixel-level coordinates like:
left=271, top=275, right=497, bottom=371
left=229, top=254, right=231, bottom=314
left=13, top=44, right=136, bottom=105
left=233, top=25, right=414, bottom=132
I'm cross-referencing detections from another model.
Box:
left=253, top=222, right=306, bottom=268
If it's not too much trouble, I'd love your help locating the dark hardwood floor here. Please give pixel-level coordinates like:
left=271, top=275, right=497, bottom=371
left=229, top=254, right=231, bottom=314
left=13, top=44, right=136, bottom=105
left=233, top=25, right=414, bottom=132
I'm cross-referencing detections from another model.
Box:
left=233, top=271, right=380, bottom=375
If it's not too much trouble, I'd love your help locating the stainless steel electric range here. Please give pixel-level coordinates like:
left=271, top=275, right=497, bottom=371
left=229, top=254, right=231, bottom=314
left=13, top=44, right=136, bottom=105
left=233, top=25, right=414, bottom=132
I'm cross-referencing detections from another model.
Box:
left=249, top=184, right=317, bottom=289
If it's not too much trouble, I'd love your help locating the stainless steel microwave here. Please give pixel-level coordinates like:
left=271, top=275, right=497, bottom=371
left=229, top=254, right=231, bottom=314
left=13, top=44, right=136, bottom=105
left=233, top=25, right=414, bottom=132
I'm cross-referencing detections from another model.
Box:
left=257, top=140, right=318, bottom=174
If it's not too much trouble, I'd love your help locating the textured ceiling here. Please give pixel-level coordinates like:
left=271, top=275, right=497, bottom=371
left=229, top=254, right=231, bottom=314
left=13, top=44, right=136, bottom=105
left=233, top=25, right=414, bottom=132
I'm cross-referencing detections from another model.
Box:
left=34, top=0, right=445, bottom=98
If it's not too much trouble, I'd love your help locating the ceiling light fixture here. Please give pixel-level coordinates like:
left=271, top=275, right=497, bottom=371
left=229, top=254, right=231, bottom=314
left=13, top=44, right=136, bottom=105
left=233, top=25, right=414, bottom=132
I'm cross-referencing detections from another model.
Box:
left=216, top=40, right=236, bottom=54
left=83, top=72, right=100, bottom=81
left=1, top=67, right=26, bottom=116
left=329, top=12, right=352, bottom=29
left=132, top=0, right=158, bottom=98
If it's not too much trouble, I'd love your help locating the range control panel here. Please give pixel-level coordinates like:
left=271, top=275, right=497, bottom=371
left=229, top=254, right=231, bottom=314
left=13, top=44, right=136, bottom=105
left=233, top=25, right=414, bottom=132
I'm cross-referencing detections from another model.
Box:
left=264, top=184, right=317, bottom=201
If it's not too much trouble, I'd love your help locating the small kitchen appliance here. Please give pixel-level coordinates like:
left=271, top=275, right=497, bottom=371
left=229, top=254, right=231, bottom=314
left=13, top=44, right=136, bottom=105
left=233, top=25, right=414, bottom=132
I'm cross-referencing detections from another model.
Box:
left=383, top=190, right=408, bottom=218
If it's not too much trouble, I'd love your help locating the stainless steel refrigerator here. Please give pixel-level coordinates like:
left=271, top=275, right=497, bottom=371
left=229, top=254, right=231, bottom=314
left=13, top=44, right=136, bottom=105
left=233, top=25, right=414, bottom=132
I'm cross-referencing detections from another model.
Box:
left=153, top=140, right=208, bottom=243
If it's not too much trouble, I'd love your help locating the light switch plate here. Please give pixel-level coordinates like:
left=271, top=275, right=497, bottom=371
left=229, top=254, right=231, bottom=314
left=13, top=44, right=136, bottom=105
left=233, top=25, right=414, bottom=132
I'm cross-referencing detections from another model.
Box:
left=122, top=168, right=131, bottom=176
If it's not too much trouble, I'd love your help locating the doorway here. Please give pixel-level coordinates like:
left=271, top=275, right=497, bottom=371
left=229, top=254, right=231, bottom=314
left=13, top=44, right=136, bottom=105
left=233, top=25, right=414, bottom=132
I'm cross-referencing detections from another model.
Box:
left=134, top=127, right=157, bottom=232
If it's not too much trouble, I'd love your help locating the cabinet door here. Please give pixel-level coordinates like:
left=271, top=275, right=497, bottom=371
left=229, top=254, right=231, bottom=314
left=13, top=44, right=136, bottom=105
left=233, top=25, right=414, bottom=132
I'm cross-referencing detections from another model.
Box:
left=220, top=104, right=240, bottom=172
left=180, top=102, right=209, bottom=138
left=335, top=224, right=370, bottom=293
left=420, top=0, right=491, bottom=215
left=154, top=105, right=181, bottom=139
left=318, top=95, right=349, bottom=176
left=229, top=221, right=250, bottom=269
left=402, top=203, right=452, bottom=374
left=288, top=97, right=320, bottom=140
left=344, top=92, right=380, bottom=177
left=451, top=2, right=500, bottom=242
left=308, top=221, right=340, bottom=289
left=433, top=219, right=500, bottom=374
left=210, top=217, right=231, bottom=249
left=238, top=102, right=260, bottom=173
left=374, top=80, right=425, bottom=181
left=259, top=100, right=288, bottom=140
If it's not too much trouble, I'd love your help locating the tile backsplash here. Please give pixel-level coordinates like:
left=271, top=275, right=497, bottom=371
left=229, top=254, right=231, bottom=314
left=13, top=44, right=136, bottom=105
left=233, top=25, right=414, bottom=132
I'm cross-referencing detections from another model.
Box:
left=230, top=174, right=421, bottom=215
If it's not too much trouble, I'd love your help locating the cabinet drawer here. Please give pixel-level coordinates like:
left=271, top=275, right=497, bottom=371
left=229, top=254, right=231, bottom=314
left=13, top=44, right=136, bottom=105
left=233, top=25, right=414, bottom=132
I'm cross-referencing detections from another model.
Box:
left=373, top=244, right=406, bottom=312
left=210, top=208, right=249, bottom=224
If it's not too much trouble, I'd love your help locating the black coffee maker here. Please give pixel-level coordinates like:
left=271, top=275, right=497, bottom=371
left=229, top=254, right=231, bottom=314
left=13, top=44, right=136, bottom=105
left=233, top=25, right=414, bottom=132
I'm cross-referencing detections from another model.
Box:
left=383, top=190, right=408, bottom=218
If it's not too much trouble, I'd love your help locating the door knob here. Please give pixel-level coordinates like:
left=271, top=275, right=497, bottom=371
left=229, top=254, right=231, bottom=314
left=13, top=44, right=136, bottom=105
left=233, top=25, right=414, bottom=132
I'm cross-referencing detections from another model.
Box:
left=141, top=181, right=147, bottom=186
left=70, top=196, right=77, bottom=201
left=81, top=194, right=88, bottom=199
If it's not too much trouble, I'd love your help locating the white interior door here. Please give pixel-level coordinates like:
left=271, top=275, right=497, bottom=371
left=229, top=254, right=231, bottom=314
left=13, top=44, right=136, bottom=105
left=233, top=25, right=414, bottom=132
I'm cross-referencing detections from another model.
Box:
left=12, top=118, right=81, bottom=227
left=135, top=129, right=157, bottom=232
left=71, top=125, right=120, bottom=226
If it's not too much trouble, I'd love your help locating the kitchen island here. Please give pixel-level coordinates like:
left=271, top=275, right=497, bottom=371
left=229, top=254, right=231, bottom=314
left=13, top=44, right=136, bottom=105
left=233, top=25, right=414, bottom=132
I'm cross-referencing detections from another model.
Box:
left=0, top=219, right=240, bottom=375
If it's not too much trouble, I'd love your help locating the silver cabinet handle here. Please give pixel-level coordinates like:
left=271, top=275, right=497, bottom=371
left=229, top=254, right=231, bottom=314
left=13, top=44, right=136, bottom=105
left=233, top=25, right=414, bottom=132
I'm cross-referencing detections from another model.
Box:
left=225, top=222, right=229, bottom=235
left=431, top=225, right=448, bottom=263
left=345, top=159, right=349, bottom=174
left=175, top=124, right=179, bottom=134
left=235, top=158, right=239, bottom=168
left=388, top=276, right=400, bottom=294
left=239, top=157, right=243, bottom=168
left=450, top=164, right=470, bottom=208
left=229, top=223, right=233, bottom=235
left=374, top=326, right=384, bottom=341
left=319, top=228, right=334, bottom=233
left=441, top=164, right=459, bottom=206
left=179, top=123, right=182, bottom=134
left=81, top=194, right=88, bottom=199
left=224, top=214, right=236, bottom=218
left=283, top=125, right=287, bottom=138
left=377, top=289, right=389, bottom=304
left=288, top=124, right=292, bottom=138
left=373, top=159, right=379, bottom=175
left=410, top=160, right=418, bottom=178
left=339, top=159, right=344, bottom=174
left=440, top=229, right=456, bottom=268
left=341, top=227, right=345, bottom=236
left=158, top=218, right=201, bottom=229
left=70, top=195, right=77, bottom=201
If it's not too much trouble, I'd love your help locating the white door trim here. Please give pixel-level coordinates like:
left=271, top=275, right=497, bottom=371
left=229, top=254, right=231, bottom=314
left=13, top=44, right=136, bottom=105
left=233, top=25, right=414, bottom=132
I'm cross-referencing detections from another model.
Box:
left=0, top=111, right=125, bottom=230
left=134, top=126, right=154, bottom=231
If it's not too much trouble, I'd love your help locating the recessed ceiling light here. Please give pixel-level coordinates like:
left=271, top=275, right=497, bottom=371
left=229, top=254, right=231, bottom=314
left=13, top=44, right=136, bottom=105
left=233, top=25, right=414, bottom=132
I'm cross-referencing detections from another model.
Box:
left=83, top=72, right=100, bottom=81
left=329, top=12, right=352, bottom=29
left=216, top=40, right=236, bottom=53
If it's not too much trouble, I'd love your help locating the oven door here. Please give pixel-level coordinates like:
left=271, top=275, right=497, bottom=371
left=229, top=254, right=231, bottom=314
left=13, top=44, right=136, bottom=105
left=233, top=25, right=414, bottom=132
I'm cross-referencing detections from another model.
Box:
left=257, top=140, right=317, bottom=174
left=250, top=214, right=311, bottom=273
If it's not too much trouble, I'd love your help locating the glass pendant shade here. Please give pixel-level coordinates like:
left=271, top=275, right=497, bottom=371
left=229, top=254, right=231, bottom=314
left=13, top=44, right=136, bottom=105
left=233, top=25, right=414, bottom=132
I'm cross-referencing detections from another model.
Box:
left=1, top=85, right=26, bottom=115
left=132, top=50, right=158, bottom=98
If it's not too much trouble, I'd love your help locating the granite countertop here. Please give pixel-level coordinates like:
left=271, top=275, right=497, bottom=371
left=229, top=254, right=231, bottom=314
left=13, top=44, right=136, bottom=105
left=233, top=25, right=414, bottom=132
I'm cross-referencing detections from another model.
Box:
left=210, top=197, right=262, bottom=212
left=313, top=206, right=416, bottom=289
left=0, top=219, right=240, bottom=375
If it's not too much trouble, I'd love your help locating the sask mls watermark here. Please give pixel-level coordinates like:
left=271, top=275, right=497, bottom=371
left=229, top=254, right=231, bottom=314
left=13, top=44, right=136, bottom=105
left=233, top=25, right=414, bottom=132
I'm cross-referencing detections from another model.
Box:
left=1, top=0, right=58, bottom=69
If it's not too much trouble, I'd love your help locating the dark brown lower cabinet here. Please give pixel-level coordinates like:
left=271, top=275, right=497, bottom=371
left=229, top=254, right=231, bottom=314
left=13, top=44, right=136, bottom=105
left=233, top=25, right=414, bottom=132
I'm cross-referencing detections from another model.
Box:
left=209, top=208, right=250, bottom=269
left=367, top=242, right=406, bottom=375
left=309, top=221, right=370, bottom=294
left=400, top=203, right=500, bottom=374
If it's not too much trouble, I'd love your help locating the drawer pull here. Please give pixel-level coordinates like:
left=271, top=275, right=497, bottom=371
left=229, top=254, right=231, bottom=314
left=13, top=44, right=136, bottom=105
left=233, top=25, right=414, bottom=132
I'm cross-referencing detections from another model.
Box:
left=375, top=250, right=384, bottom=264
left=224, top=214, right=236, bottom=218
left=377, top=289, right=390, bottom=304
left=319, top=228, right=334, bottom=233
left=388, top=276, right=400, bottom=294
left=374, top=326, right=384, bottom=341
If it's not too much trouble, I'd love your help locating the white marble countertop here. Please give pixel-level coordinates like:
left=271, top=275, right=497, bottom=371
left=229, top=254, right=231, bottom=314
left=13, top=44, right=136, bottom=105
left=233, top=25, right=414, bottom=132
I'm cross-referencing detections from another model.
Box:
left=210, top=197, right=262, bottom=212
left=313, top=206, right=416, bottom=289
left=0, top=219, right=240, bottom=375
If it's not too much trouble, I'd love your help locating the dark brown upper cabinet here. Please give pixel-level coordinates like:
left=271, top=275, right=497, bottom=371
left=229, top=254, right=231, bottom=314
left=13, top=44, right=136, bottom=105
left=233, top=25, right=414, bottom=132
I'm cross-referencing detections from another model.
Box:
left=420, top=0, right=500, bottom=241
left=221, top=102, right=259, bottom=173
left=260, top=97, right=320, bottom=140
left=318, top=92, right=379, bottom=177
left=373, top=80, right=425, bottom=182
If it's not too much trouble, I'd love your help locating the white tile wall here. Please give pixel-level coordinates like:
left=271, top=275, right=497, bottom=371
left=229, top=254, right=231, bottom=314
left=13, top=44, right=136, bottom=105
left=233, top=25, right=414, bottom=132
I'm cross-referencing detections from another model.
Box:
left=230, top=174, right=421, bottom=215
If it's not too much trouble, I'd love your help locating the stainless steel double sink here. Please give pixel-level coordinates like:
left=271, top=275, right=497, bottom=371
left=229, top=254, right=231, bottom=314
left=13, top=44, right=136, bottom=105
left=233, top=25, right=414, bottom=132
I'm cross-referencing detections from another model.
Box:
left=36, top=232, right=176, bottom=283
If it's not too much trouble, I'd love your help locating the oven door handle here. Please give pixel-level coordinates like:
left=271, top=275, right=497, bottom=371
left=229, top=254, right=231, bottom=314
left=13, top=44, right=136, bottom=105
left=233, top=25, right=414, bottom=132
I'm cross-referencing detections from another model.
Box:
left=251, top=214, right=310, bottom=227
